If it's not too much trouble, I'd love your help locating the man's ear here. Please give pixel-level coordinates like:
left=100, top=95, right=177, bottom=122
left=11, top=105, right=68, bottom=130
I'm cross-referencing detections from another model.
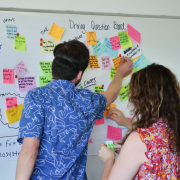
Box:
left=76, top=71, right=83, bottom=80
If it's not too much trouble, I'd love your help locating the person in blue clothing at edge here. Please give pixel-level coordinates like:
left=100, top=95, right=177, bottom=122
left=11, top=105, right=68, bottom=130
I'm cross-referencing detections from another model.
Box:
left=15, top=39, right=133, bottom=180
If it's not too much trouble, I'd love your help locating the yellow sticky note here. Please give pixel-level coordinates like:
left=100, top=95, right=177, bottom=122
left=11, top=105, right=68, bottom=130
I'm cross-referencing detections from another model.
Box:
left=131, top=56, right=140, bottom=62
left=86, top=31, right=97, bottom=45
left=48, top=23, right=65, bottom=41
left=6, top=104, right=23, bottom=124
left=112, top=56, right=121, bottom=71
left=41, top=39, right=58, bottom=53
left=103, top=104, right=117, bottom=116
left=89, top=55, right=100, bottom=68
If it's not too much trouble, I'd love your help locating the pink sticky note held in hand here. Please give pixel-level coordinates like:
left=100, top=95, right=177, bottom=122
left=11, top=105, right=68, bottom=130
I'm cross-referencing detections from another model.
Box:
left=5, top=97, right=17, bottom=110
left=95, top=117, right=104, bottom=125
left=3, top=69, right=15, bottom=84
left=107, top=125, right=122, bottom=140
left=127, top=24, right=141, bottom=44
left=110, top=36, right=121, bottom=51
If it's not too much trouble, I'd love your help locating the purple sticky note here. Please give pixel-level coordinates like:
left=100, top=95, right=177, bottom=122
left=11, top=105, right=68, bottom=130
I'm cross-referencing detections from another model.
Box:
left=14, top=61, right=29, bottom=77
left=110, top=36, right=121, bottom=51
left=127, top=24, right=141, bottom=44
left=101, top=56, right=112, bottom=70
left=83, top=41, right=89, bottom=51
left=18, top=77, right=36, bottom=92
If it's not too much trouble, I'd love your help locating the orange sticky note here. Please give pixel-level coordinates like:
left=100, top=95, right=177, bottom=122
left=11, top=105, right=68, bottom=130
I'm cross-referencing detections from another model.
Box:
left=5, top=97, right=17, bottom=110
left=86, top=31, right=97, bottom=45
left=48, top=23, right=65, bottom=41
left=89, top=55, right=100, bottom=68
left=103, top=104, right=117, bottom=116
left=112, top=57, right=121, bottom=71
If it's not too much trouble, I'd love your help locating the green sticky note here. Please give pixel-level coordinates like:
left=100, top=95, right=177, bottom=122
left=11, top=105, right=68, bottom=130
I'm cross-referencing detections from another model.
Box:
left=135, top=68, right=141, bottom=72
left=39, top=61, right=52, bottom=75
left=39, top=76, right=52, bottom=87
left=110, top=68, right=116, bottom=80
left=118, top=31, right=133, bottom=49
left=14, top=35, right=26, bottom=51
left=94, top=86, right=104, bottom=93
left=85, top=68, right=87, bottom=72
left=119, top=83, right=129, bottom=102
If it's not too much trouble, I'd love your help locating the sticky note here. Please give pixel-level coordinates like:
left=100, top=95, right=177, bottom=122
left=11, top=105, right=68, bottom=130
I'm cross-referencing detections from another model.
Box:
left=39, top=61, right=52, bottom=75
left=3, top=69, right=14, bottom=84
left=41, top=39, right=58, bottom=53
left=112, top=56, right=121, bottom=71
left=88, top=137, right=93, bottom=144
left=135, top=68, right=141, bottom=72
left=83, top=41, right=89, bottom=51
left=89, top=55, right=100, bottom=68
left=119, top=83, right=129, bottom=102
left=127, top=24, right=141, bottom=44
left=85, top=68, right=87, bottom=72
left=86, top=31, right=97, bottom=45
left=110, top=36, right=121, bottom=51
left=131, top=56, right=141, bottom=62
left=95, top=117, right=104, bottom=125
left=18, top=77, right=36, bottom=92
left=39, top=76, right=52, bottom=87
left=103, top=37, right=118, bottom=57
left=107, top=125, right=122, bottom=140
left=94, top=86, right=104, bottom=93
left=101, top=56, right=112, bottom=70
left=118, top=31, right=133, bottom=49
left=14, top=61, right=29, bottom=77
left=5, top=97, right=17, bottom=110
left=48, top=23, right=64, bottom=41
left=106, top=141, right=116, bottom=150
left=14, top=35, right=26, bottom=51
left=110, top=68, right=116, bottom=80
left=6, top=25, right=17, bottom=39
left=92, top=39, right=105, bottom=56
left=103, top=104, right=117, bottom=116
left=6, top=104, right=23, bottom=124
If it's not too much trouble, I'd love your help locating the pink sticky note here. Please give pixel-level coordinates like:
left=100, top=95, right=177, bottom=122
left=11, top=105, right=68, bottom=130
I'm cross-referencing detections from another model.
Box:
left=3, top=69, right=14, bottom=84
left=88, top=137, right=93, bottom=143
left=5, top=97, right=17, bottom=110
left=95, top=117, right=104, bottom=125
left=101, top=56, right=112, bottom=70
left=107, top=125, right=122, bottom=140
left=18, top=76, right=36, bottom=92
left=83, top=41, right=89, bottom=51
left=110, top=36, right=121, bottom=51
left=127, top=24, right=141, bottom=44
left=14, top=61, right=29, bottom=77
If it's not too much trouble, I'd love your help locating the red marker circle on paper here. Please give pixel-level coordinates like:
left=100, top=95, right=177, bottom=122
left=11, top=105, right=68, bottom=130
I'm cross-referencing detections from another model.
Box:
left=119, top=54, right=121, bottom=57
left=102, top=85, right=104, bottom=89
left=40, top=43, right=43, bottom=46
left=15, top=104, right=18, bottom=107
left=15, top=75, right=18, bottom=78
left=40, top=38, right=43, bottom=42
left=17, top=33, right=19, bottom=36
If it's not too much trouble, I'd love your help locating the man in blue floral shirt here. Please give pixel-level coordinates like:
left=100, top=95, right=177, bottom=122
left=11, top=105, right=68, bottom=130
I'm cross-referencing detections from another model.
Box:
left=15, top=40, right=133, bottom=180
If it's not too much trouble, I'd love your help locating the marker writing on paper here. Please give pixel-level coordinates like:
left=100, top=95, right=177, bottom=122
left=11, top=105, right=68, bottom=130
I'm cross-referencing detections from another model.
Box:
left=84, top=77, right=96, bottom=88
left=113, top=22, right=126, bottom=30
left=91, top=21, right=110, bottom=30
left=3, top=18, right=15, bottom=23
left=40, top=26, right=49, bottom=35
left=69, top=20, right=86, bottom=34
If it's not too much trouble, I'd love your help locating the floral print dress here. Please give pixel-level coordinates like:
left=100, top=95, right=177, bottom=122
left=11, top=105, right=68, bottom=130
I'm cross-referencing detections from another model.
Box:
left=134, top=119, right=180, bottom=180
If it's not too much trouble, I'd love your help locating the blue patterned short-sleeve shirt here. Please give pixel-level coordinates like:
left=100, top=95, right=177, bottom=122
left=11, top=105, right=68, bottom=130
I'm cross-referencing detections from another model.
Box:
left=17, top=80, right=107, bottom=180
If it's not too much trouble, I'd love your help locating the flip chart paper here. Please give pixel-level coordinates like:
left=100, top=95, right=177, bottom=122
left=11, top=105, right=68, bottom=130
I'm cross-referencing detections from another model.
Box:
left=119, top=83, right=129, bottom=102
left=86, top=31, right=97, bottom=45
left=95, top=117, right=104, bottom=125
left=18, top=77, right=36, bottom=92
left=94, top=86, right=104, bottom=93
left=118, top=31, right=133, bottom=49
left=6, top=104, right=23, bottom=124
left=107, top=125, right=122, bottom=140
left=14, top=35, right=26, bottom=51
left=83, top=41, right=89, bottom=51
left=110, top=68, right=116, bottom=80
left=5, top=97, right=17, bottom=110
left=103, top=104, right=117, bottom=116
left=6, top=25, right=17, bottom=39
left=110, top=36, right=121, bottom=50
left=41, top=39, right=58, bottom=53
left=101, top=56, right=112, bottom=70
left=14, top=61, right=29, bottom=77
left=48, top=23, right=64, bottom=41
left=89, top=55, right=100, bottom=68
left=112, top=56, right=121, bottom=71
left=39, top=76, right=52, bottom=87
left=3, top=69, right=14, bottom=84
left=39, top=61, right=52, bottom=75
left=103, top=37, right=118, bottom=57
left=92, top=39, right=105, bottom=56
left=127, top=24, right=141, bottom=44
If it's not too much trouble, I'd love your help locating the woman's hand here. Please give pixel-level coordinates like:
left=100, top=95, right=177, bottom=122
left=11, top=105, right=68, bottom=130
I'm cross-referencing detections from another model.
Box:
left=113, top=140, right=122, bottom=154
left=99, top=143, right=115, bottom=163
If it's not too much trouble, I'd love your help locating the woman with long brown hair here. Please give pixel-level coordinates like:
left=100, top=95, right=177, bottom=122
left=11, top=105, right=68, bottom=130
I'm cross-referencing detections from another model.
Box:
left=99, top=64, right=180, bottom=179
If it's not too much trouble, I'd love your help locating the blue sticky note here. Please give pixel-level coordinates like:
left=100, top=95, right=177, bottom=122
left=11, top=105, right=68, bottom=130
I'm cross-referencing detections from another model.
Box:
left=103, top=37, right=118, bottom=57
left=92, top=39, right=105, bottom=56
left=6, top=25, right=17, bottom=39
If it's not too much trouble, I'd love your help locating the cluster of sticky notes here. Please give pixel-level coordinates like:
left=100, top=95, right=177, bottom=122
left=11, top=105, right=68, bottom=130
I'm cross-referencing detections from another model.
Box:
left=119, top=83, right=129, bottom=102
left=3, top=69, right=14, bottom=84
left=101, top=56, right=112, bottom=70
left=95, top=117, right=104, bottom=125
left=110, top=36, right=121, bottom=51
left=18, top=77, right=36, bottom=92
left=6, top=25, right=17, bottom=39
left=86, top=31, right=97, bottom=45
left=89, top=55, right=100, bottom=68
left=39, top=76, right=52, bottom=87
left=14, top=35, right=26, bottom=51
left=6, top=104, right=23, bottom=124
left=92, top=39, right=105, bottom=56
left=103, top=104, right=117, bottom=116
left=110, top=68, right=116, bottom=80
left=39, top=61, right=52, bottom=74
left=6, top=97, right=17, bottom=110
left=48, top=23, right=64, bottom=41
left=118, top=31, right=133, bottom=49
left=41, top=39, right=58, bottom=53
left=94, top=86, right=104, bottom=93
left=127, top=24, right=141, bottom=44
left=112, top=56, right=121, bottom=71
left=107, top=125, right=122, bottom=140
left=106, top=141, right=116, bottom=150
left=14, top=61, right=29, bottom=77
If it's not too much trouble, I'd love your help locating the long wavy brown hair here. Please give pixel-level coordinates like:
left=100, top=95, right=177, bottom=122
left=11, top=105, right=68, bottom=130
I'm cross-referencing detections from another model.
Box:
left=123, top=63, right=180, bottom=152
